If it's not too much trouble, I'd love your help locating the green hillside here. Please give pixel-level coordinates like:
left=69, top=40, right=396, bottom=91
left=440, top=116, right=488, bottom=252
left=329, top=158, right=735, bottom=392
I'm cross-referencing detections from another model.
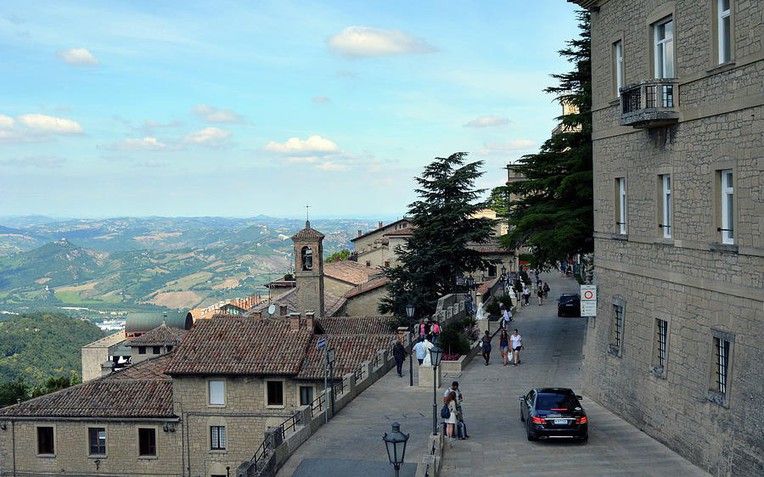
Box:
left=0, top=312, right=104, bottom=385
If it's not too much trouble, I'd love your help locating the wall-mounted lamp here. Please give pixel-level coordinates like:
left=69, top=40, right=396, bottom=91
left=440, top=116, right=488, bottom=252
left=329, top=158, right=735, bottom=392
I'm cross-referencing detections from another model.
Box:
left=94, top=459, right=101, bottom=470
left=162, top=422, right=176, bottom=433
left=0, top=422, right=6, bottom=430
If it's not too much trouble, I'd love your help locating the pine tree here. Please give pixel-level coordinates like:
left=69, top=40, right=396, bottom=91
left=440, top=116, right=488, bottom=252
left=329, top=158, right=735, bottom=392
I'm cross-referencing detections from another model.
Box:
left=380, top=152, right=494, bottom=317
left=490, top=10, right=592, bottom=267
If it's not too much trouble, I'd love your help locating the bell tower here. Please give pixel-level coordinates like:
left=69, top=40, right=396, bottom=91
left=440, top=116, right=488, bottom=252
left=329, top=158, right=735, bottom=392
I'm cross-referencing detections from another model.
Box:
left=291, top=220, right=325, bottom=317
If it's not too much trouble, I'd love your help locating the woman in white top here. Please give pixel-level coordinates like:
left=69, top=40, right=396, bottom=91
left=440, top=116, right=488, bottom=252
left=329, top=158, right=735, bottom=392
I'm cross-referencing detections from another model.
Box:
left=510, top=329, right=523, bottom=366
left=445, top=391, right=459, bottom=440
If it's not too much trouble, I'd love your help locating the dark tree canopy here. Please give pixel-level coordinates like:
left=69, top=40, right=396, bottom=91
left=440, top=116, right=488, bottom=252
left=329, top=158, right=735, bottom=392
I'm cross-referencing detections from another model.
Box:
left=380, top=152, right=494, bottom=318
left=490, top=10, right=593, bottom=267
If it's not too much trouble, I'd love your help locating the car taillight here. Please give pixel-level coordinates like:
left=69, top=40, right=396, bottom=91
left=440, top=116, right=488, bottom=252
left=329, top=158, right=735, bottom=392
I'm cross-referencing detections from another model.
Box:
left=531, top=416, right=546, bottom=425
left=576, top=416, right=588, bottom=424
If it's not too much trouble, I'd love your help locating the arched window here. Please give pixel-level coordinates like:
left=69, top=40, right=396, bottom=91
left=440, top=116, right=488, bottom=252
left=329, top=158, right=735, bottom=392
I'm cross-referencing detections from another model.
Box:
left=301, top=246, right=313, bottom=270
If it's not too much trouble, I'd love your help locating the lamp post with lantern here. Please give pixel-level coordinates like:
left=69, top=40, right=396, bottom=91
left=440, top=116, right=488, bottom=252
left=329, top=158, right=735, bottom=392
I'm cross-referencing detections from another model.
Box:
left=383, top=422, right=409, bottom=477
left=429, top=344, right=443, bottom=435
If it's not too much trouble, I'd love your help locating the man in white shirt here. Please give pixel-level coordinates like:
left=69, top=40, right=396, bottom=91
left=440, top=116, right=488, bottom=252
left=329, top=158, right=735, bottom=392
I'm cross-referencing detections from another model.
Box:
left=412, top=338, right=427, bottom=365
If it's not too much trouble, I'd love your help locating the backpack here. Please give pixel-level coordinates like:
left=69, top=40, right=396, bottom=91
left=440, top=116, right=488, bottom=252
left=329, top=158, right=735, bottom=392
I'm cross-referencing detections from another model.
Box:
left=441, top=403, right=450, bottom=419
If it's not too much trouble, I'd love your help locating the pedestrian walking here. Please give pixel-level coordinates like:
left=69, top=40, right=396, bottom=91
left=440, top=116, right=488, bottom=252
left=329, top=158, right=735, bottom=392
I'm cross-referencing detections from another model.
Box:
left=522, top=286, right=531, bottom=306
left=481, top=330, right=492, bottom=365
left=543, top=281, right=550, bottom=298
left=499, top=329, right=510, bottom=366
left=392, top=339, right=407, bottom=377
left=537, top=287, right=544, bottom=305
left=510, top=329, right=523, bottom=366
left=412, top=338, right=427, bottom=365
left=501, top=307, right=512, bottom=329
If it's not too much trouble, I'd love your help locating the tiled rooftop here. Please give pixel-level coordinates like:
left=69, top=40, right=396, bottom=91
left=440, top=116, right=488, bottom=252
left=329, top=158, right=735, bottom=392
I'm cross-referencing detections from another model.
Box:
left=343, top=277, right=389, bottom=299
left=291, top=221, right=325, bottom=240
left=128, top=324, right=187, bottom=347
left=324, top=260, right=376, bottom=285
left=296, top=334, right=397, bottom=380
left=0, top=354, right=174, bottom=418
left=318, top=316, right=399, bottom=335
left=166, top=316, right=313, bottom=376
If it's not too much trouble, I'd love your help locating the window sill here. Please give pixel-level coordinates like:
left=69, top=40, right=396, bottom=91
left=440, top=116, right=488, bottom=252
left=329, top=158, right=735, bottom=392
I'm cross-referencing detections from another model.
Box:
left=138, top=455, right=158, bottom=460
left=706, top=61, right=736, bottom=74
left=36, top=453, right=56, bottom=458
left=707, top=390, right=729, bottom=408
left=89, top=454, right=107, bottom=459
left=649, top=366, right=666, bottom=379
left=209, top=449, right=228, bottom=455
left=709, top=242, right=738, bottom=254
left=654, top=237, right=674, bottom=246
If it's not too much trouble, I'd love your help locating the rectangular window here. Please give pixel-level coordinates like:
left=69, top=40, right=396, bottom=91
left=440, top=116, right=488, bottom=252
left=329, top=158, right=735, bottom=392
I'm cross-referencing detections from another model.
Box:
left=713, top=337, right=730, bottom=394
left=654, top=18, right=674, bottom=78
left=614, top=40, right=624, bottom=96
left=660, top=174, right=672, bottom=238
left=210, top=426, right=226, bottom=450
left=88, top=427, right=106, bottom=455
left=656, top=319, right=668, bottom=368
left=153, top=346, right=161, bottom=354
left=616, top=178, right=627, bottom=234
left=267, top=380, right=284, bottom=407
left=720, top=170, right=734, bottom=244
left=138, top=428, right=156, bottom=457
left=138, top=346, right=146, bottom=355
left=718, top=0, right=731, bottom=64
left=299, top=385, right=314, bottom=406
left=37, top=426, right=55, bottom=455
left=208, top=380, right=225, bottom=406
left=609, top=304, right=624, bottom=356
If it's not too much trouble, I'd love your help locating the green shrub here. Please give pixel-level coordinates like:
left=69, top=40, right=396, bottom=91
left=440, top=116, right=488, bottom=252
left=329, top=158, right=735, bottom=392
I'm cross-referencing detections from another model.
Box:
left=439, top=322, right=471, bottom=356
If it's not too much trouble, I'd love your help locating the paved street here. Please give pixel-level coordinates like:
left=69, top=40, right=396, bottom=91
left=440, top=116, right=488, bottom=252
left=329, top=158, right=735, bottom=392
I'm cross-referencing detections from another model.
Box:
left=277, top=272, right=710, bottom=477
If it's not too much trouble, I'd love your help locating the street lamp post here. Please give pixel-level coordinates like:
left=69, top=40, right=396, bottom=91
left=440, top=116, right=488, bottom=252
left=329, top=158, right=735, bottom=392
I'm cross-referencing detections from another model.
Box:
left=405, top=303, right=415, bottom=387
left=429, top=344, right=443, bottom=435
left=383, top=422, right=410, bottom=477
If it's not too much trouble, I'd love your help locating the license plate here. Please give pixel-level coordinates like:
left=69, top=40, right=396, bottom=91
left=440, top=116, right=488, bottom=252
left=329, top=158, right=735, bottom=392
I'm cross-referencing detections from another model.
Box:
left=554, top=419, right=568, bottom=425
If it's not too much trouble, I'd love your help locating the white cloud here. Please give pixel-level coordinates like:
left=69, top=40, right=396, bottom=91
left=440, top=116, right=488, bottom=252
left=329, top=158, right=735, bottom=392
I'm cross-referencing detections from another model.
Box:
left=183, top=127, right=231, bottom=147
left=193, top=105, right=243, bottom=123
left=18, top=114, right=83, bottom=134
left=0, top=114, right=14, bottom=129
left=264, top=135, right=339, bottom=155
left=478, top=139, right=536, bottom=156
left=328, top=26, right=435, bottom=58
left=464, top=115, right=510, bottom=128
left=57, top=48, right=99, bottom=66
left=111, top=137, right=170, bottom=151
left=313, top=96, right=331, bottom=104
left=317, top=162, right=348, bottom=171
left=0, top=156, right=66, bottom=168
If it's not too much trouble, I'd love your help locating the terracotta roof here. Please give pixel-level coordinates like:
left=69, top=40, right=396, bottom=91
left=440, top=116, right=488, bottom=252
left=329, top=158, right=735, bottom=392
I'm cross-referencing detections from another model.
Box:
left=324, top=295, right=347, bottom=317
left=291, top=221, right=325, bottom=240
left=324, top=260, right=376, bottom=285
left=296, top=334, right=397, bottom=380
left=166, top=316, right=313, bottom=376
left=350, top=218, right=410, bottom=242
left=0, top=355, right=174, bottom=418
left=318, top=316, right=399, bottom=335
left=128, top=324, right=187, bottom=347
left=343, top=277, right=390, bottom=299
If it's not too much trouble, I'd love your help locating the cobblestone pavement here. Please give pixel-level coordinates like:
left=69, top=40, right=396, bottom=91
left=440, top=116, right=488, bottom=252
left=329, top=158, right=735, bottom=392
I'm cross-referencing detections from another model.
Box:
left=277, top=272, right=710, bottom=477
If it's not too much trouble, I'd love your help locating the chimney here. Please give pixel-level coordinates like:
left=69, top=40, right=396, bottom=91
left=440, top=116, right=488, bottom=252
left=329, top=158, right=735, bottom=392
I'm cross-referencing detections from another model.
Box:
left=357, top=230, right=362, bottom=237
left=280, top=305, right=288, bottom=316
left=305, top=312, right=315, bottom=332
left=289, top=313, right=302, bottom=331
left=378, top=221, right=383, bottom=229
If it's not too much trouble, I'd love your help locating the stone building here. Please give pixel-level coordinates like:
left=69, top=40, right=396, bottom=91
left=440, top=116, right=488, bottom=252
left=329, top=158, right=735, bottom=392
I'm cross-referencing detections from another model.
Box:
left=570, top=1, right=763, bottom=475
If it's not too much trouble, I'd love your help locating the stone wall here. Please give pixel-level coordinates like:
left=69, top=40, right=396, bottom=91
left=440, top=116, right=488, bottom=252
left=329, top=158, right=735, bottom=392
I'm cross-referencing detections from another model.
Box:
left=585, top=1, right=764, bottom=475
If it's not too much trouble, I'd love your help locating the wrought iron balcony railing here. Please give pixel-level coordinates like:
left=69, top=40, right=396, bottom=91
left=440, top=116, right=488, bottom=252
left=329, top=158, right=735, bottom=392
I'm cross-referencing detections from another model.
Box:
left=620, top=78, right=679, bottom=128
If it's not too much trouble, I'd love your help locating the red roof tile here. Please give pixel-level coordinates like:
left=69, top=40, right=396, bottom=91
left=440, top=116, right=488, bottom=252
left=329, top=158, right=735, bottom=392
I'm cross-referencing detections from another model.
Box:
left=296, top=334, right=397, bottom=380
left=318, top=316, right=399, bottom=335
left=324, top=260, right=376, bottom=285
left=166, top=316, right=313, bottom=376
left=128, top=324, right=187, bottom=347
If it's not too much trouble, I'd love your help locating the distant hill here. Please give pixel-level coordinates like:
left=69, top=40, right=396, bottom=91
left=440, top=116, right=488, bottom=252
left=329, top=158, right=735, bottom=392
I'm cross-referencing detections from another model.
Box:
left=0, top=312, right=104, bottom=384
left=0, top=216, right=382, bottom=312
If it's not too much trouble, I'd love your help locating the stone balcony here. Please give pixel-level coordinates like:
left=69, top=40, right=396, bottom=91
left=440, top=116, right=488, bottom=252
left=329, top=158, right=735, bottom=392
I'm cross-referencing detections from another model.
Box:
left=620, top=78, right=679, bottom=128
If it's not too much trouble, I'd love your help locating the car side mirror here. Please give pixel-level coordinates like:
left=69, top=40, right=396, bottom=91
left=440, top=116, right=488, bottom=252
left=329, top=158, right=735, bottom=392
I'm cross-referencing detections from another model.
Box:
left=576, top=395, right=583, bottom=400
left=518, top=396, right=525, bottom=402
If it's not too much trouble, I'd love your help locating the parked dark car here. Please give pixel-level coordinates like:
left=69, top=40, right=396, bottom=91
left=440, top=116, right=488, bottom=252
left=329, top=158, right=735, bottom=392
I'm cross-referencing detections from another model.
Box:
left=519, top=387, right=588, bottom=442
left=557, top=293, right=581, bottom=317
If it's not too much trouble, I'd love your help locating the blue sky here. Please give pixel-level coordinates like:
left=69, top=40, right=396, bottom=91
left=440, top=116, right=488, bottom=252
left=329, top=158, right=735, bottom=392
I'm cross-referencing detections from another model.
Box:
left=1, top=0, right=581, bottom=219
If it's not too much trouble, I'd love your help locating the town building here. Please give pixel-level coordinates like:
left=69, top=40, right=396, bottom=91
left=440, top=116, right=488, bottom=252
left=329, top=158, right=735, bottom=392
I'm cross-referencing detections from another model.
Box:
left=570, top=1, right=763, bottom=475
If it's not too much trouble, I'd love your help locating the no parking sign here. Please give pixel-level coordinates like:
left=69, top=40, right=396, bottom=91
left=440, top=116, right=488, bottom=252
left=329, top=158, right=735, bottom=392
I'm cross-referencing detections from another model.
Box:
left=580, top=285, right=597, bottom=317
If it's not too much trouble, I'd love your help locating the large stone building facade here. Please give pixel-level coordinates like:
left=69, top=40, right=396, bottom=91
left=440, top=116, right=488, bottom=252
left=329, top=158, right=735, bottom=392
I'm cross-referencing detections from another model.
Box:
left=571, top=1, right=763, bottom=476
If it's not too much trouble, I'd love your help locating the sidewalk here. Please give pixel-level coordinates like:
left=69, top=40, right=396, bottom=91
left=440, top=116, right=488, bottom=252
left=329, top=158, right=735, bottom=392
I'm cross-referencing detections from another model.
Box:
left=277, top=272, right=709, bottom=477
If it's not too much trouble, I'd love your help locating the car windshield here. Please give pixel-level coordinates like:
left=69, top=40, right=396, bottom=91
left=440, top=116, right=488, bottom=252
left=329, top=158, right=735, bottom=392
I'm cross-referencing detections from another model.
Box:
left=536, top=392, right=579, bottom=411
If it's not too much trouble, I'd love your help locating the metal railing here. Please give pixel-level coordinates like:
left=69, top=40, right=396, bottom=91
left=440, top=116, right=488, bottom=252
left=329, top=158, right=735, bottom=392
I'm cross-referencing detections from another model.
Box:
left=620, top=78, right=679, bottom=127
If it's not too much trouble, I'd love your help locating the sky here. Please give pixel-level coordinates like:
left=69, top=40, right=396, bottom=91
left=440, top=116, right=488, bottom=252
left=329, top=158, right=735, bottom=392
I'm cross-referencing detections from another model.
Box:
left=1, top=0, right=582, bottom=219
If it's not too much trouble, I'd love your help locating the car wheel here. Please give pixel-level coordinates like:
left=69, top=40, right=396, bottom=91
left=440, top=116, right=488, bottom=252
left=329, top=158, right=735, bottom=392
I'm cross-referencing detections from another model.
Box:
left=526, top=423, right=537, bottom=441
left=557, top=311, right=563, bottom=317
left=520, top=411, right=525, bottom=422
left=580, top=434, right=588, bottom=443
